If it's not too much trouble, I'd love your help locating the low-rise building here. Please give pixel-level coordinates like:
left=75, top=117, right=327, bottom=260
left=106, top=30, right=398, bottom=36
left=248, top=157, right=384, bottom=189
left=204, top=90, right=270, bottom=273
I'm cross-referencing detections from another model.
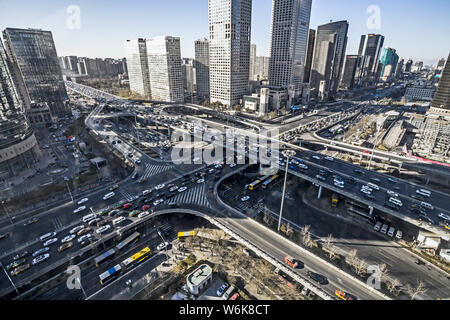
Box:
left=186, top=264, right=212, bottom=295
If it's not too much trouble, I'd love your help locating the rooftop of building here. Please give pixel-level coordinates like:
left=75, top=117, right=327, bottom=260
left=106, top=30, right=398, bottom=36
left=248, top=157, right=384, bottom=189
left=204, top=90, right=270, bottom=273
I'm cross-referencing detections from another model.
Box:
left=186, top=264, right=212, bottom=287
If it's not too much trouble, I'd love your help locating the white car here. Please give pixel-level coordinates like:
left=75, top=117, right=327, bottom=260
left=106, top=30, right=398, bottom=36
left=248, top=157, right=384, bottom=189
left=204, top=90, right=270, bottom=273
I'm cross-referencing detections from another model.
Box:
left=360, top=188, right=371, bottom=195
left=153, top=199, right=164, bottom=206
left=73, top=206, right=87, bottom=214
left=61, top=234, right=76, bottom=243
left=325, top=156, right=334, bottom=161
left=241, top=196, right=250, bottom=202
left=386, top=190, right=399, bottom=197
left=334, top=181, right=344, bottom=189
left=78, top=234, right=92, bottom=243
left=77, top=198, right=89, bottom=205
left=196, top=178, right=205, bottom=184
left=154, top=184, right=165, bottom=190
left=43, top=238, right=58, bottom=246
left=156, top=242, right=170, bottom=251
left=438, top=213, right=450, bottom=221
left=312, top=155, right=321, bottom=160
left=82, top=213, right=97, bottom=223
left=138, top=211, right=151, bottom=219
left=178, top=186, right=187, bottom=193
left=96, top=225, right=111, bottom=234
left=169, top=186, right=179, bottom=192
left=103, top=192, right=115, bottom=200
left=229, top=163, right=237, bottom=168
left=32, top=253, right=50, bottom=265
left=70, top=225, right=84, bottom=235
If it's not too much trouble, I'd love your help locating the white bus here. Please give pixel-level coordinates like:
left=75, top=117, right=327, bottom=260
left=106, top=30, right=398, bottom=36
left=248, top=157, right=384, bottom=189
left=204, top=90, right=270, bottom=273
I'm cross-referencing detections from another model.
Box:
left=367, top=183, right=380, bottom=191
left=416, top=189, right=431, bottom=197
left=40, top=232, right=57, bottom=243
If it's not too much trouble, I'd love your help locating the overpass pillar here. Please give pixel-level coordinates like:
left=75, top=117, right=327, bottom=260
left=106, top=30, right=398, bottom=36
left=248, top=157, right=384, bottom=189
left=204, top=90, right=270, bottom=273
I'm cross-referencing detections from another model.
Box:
left=317, top=185, right=323, bottom=199
left=369, top=206, right=374, bottom=216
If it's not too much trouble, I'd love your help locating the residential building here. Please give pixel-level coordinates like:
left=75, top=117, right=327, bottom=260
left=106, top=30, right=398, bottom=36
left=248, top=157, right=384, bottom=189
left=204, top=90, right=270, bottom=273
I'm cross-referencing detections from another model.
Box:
left=124, top=39, right=152, bottom=99
left=194, top=38, right=210, bottom=100
left=146, top=36, right=183, bottom=103
left=430, top=53, right=450, bottom=113
left=2, top=28, right=69, bottom=117
left=208, top=0, right=252, bottom=107
left=310, top=20, right=349, bottom=100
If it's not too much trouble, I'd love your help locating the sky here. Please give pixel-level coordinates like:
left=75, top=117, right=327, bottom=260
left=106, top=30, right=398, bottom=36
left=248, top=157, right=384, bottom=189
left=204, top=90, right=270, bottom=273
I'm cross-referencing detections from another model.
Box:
left=0, top=0, right=449, bottom=65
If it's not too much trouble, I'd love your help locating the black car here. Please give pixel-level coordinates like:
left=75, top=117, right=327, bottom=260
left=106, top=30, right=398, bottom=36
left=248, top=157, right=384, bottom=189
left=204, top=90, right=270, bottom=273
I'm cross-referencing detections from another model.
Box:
left=307, top=271, right=328, bottom=285
left=348, top=177, right=357, bottom=184
left=354, top=169, right=364, bottom=175
left=419, top=215, right=434, bottom=225
left=384, top=202, right=399, bottom=211
left=364, top=194, right=375, bottom=201
left=0, top=232, right=10, bottom=241
left=13, top=250, right=29, bottom=261
left=81, top=239, right=92, bottom=247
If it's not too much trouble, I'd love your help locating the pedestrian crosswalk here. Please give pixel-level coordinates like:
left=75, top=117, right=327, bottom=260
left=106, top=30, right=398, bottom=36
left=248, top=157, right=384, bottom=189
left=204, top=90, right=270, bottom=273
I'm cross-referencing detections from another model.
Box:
left=169, top=183, right=211, bottom=208
left=141, top=163, right=174, bottom=180
left=120, top=190, right=134, bottom=202
left=52, top=217, right=64, bottom=231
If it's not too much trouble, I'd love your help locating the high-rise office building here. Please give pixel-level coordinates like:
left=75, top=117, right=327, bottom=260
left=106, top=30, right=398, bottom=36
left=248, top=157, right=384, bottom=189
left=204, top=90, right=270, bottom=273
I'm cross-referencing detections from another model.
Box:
left=431, top=54, right=450, bottom=111
left=0, top=41, right=40, bottom=176
left=303, top=29, right=316, bottom=83
left=411, top=61, right=423, bottom=73
left=208, top=0, right=252, bottom=107
left=358, top=34, right=384, bottom=86
left=182, top=58, right=196, bottom=97
left=268, top=0, right=313, bottom=93
left=254, top=56, right=270, bottom=81
left=340, top=55, right=362, bottom=90
left=2, top=28, right=69, bottom=117
left=310, top=20, right=349, bottom=100
left=395, top=58, right=404, bottom=78
left=380, top=47, right=399, bottom=81
left=194, top=38, right=210, bottom=100
left=146, top=36, right=183, bottom=103
left=404, top=58, right=413, bottom=73
left=124, top=39, right=152, bottom=99
left=249, top=44, right=257, bottom=81
left=436, top=58, right=446, bottom=71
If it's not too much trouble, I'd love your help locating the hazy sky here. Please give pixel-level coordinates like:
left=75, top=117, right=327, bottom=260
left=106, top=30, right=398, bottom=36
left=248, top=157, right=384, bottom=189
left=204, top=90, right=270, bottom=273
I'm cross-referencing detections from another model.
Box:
left=0, top=0, right=449, bottom=65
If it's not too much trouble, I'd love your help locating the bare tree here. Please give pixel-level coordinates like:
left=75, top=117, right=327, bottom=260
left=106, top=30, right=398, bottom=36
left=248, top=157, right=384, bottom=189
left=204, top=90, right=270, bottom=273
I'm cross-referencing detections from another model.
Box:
left=286, top=222, right=294, bottom=237
left=353, top=258, right=368, bottom=276
left=301, top=225, right=314, bottom=248
left=323, top=234, right=338, bottom=260
left=386, top=277, right=402, bottom=296
left=406, top=280, right=428, bottom=300
left=345, top=249, right=358, bottom=267
left=263, top=209, right=271, bottom=224
left=378, top=263, right=389, bottom=283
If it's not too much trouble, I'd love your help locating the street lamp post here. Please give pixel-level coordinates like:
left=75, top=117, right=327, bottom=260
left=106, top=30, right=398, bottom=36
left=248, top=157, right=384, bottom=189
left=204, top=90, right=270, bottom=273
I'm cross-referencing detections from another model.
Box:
left=1, top=262, right=19, bottom=295
left=157, top=229, right=169, bottom=265
left=278, top=150, right=296, bottom=233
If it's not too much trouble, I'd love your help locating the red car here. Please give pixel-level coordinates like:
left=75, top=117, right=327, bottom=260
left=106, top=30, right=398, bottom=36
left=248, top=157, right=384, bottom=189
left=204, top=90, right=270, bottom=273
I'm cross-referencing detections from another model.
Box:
left=229, top=293, right=239, bottom=300
left=142, top=205, right=150, bottom=211
left=123, top=203, right=132, bottom=209
left=284, top=255, right=298, bottom=268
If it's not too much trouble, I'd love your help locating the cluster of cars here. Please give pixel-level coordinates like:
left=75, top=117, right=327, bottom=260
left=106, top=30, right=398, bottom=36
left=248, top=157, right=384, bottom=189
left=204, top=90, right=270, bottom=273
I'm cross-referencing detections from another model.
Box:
left=374, top=220, right=402, bottom=239
left=216, top=282, right=240, bottom=300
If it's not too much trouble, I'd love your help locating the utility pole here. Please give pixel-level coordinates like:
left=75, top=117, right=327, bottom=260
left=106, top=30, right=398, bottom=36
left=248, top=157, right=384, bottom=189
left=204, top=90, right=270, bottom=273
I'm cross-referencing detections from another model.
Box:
left=1, top=201, right=13, bottom=226
left=65, top=181, right=74, bottom=204
left=278, top=150, right=296, bottom=232
left=1, top=262, right=19, bottom=295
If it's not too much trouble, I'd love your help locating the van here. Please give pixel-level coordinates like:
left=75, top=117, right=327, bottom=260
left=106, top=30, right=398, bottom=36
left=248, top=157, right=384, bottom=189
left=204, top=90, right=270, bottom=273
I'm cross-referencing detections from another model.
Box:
left=367, top=183, right=380, bottom=191
left=113, top=216, right=126, bottom=226
left=40, top=232, right=57, bottom=242
left=389, top=197, right=403, bottom=207
left=103, top=192, right=115, bottom=200
left=82, top=213, right=97, bottom=223
left=421, top=202, right=434, bottom=210
left=374, top=222, right=382, bottom=232
left=395, top=230, right=403, bottom=239
left=387, top=227, right=395, bottom=237
left=381, top=224, right=389, bottom=234
left=222, top=285, right=235, bottom=300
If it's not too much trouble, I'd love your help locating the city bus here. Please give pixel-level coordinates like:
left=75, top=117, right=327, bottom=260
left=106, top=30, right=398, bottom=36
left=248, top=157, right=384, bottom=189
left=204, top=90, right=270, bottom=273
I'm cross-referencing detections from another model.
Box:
left=262, top=174, right=279, bottom=189
left=248, top=175, right=271, bottom=191
left=121, top=246, right=151, bottom=270
left=177, top=230, right=196, bottom=241
left=94, top=248, right=116, bottom=267
left=115, top=232, right=141, bottom=253
left=99, top=264, right=122, bottom=285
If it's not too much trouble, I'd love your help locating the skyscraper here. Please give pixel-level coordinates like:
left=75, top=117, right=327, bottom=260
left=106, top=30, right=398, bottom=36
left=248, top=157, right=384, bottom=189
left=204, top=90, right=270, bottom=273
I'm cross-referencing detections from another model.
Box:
left=254, top=56, right=270, bottom=81
left=0, top=40, right=40, bottom=176
left=404, top=58, right=413, bottom=73
left=249, top=44, right=257, bottom=81
left=358, top=34, right=384, bottom=86
left=208, top=0, right=252, bottom=107
left=310, top=20, right=349, bottom=100
left=380, top=47, right=399, bottom=81
left=194, top=38, right=210, bottom=100
left=436, top=58, right=446, bottom=71
left=340, top=55, right=362, bottom=90
left=146, top=36, right=183, bottom=103
left=2, top=28, right=69, bottom=117
left=431, top=54, right=450, bottom=111
left=124, top=39, right=152, bottom=99
left=182, top=58, right=196, bottom=98
left=268, top=0, right=313, bottom=93
left=303, top=29, right=316, bottom=83
left=395, top=58, right=404, bottom=78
